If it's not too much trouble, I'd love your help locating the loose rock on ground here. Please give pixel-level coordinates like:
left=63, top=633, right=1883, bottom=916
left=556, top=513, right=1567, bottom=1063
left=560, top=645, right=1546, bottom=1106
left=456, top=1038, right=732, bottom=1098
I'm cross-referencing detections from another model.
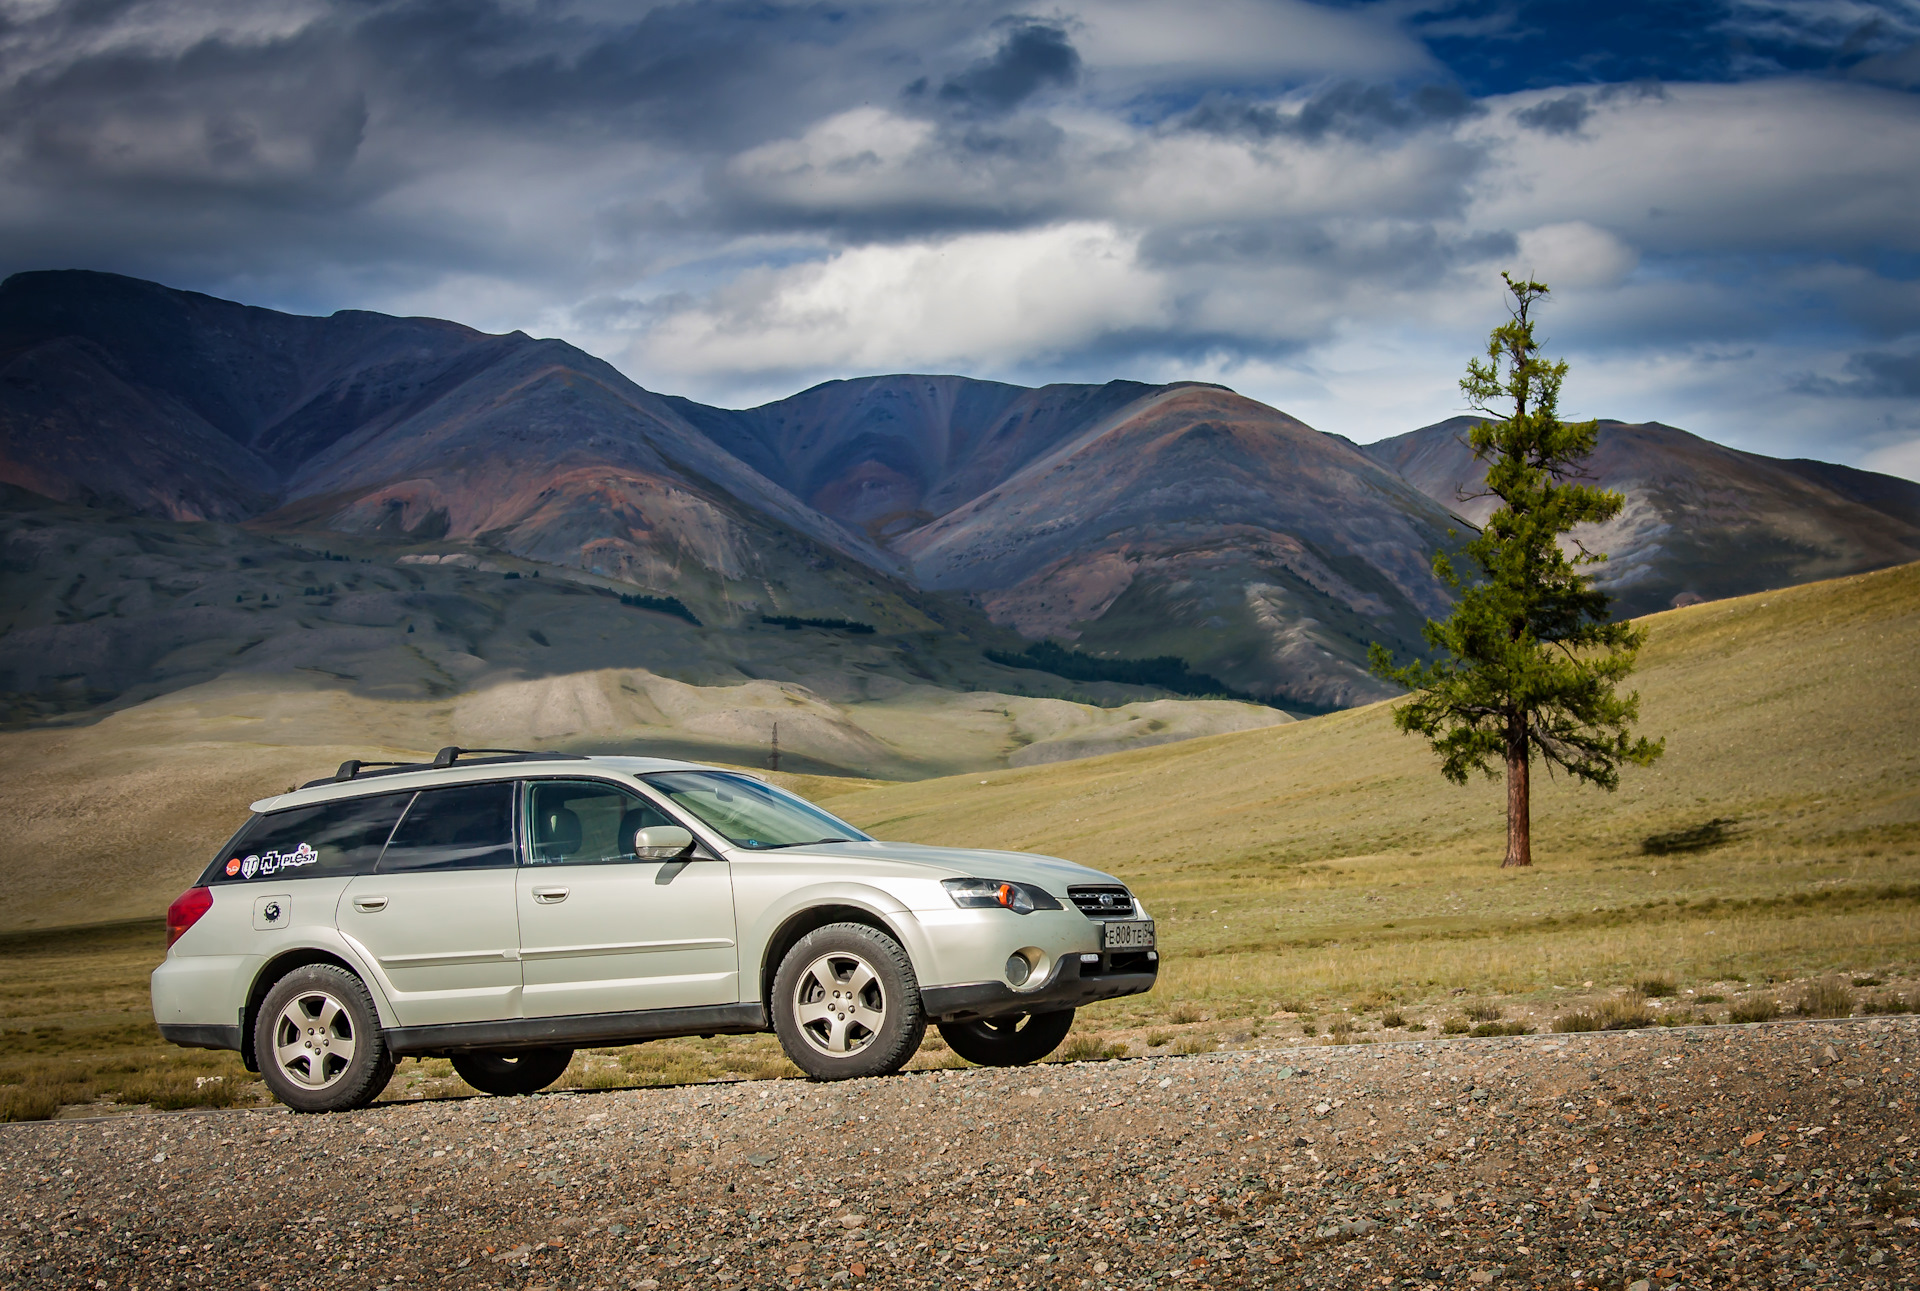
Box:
left=3, top=1017, right=1916, bottom=1289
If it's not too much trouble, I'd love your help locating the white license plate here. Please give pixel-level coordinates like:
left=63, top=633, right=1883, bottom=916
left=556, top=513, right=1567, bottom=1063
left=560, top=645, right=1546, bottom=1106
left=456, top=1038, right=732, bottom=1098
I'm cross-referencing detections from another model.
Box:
left=1102, top=920, right=1155, bottom=950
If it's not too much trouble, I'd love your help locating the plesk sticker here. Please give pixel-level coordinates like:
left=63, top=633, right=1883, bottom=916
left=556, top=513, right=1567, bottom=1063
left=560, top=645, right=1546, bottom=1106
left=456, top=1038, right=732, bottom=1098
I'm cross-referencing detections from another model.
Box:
left=239, top=843, right=318, bottom=879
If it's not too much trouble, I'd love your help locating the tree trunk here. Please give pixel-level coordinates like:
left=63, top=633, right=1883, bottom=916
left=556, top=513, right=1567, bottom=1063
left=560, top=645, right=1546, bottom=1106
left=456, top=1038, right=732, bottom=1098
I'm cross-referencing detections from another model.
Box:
left=1503, top=712, right=1532, bottom=868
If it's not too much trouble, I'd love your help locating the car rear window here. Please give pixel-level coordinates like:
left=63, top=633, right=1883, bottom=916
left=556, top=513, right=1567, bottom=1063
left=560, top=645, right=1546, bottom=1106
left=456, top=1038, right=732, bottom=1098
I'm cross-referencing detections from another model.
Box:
left=376, top=781, right=518, bottom=873
left=205, top=792, right=413, bottom=885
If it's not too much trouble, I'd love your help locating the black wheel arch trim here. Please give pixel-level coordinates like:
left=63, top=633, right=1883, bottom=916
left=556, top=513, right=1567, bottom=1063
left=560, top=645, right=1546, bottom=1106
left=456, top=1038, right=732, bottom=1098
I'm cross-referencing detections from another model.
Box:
left=921, top=955, right=1157, bottom=1023
left=756, top=901, right=910, bottom=1012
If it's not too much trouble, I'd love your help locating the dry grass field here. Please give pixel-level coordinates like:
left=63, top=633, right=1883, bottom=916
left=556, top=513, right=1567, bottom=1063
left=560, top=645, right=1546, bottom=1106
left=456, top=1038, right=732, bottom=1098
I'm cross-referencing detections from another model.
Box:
left=1, top=561, right=1915, bottom=1117
left=814, top=560, right=1920, bottom=1044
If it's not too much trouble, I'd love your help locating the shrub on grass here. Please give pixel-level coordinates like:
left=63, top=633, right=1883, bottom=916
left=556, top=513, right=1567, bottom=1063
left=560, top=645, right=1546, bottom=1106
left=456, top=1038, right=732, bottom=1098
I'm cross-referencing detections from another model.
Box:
left=0, top=1087, right=61, bottom=1121
left=1404, top=1022, right=1428, bottom=1033
left=1637, top=977, right=1678, bottom=998
left=1058, top=1034, right=1128, bottom=1062
left=1697, top=994, right=1725, bottom=1004
left=1328, top=1020, right=1354, bottom=1043
left=1380, top=1011, right=1407, bottom=1028
left=1299, top=1023, right=1318, bottom=1037
left=1641, top=818, right=1736, bottom=855
left=1793, top=979, right=1856, bottom=1019
left=1862, top=992, right=1916, bottom=1016
left=1441, top=1017, right=1470, bottom=1035
left=1166, top=1002, right=1206, bottom=1025
left=1555, top=996, right=1654, bottom=1032
left=1851, top=976, right=1885, bottom=987
left=1464, top=1003, right=1502, bottom=1022
left=1470, top=1021, right=1531, bottom=1037
left=117, top=1074, right=254, bottom=1110
left=1171, top=1036, right=1213, bottom=1057
left=1145, top=1029, right=1173, bottom=1048
left=1728, top=995, right=1780, bottom=1024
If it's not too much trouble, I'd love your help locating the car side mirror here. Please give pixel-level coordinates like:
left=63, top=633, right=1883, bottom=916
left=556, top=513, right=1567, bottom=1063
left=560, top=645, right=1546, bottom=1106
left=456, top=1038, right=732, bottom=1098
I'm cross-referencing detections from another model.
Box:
left=634, top=825, right=695, bottom=860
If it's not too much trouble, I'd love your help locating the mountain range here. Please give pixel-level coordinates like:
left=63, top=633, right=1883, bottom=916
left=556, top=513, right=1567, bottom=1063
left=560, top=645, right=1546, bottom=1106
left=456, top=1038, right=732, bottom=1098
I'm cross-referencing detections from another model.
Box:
left=4, top=268, right=1918, bottom=742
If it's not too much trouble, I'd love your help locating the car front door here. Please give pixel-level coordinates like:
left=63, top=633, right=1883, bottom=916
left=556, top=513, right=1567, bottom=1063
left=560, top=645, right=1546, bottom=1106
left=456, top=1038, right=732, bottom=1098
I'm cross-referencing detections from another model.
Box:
left=336, top=780, right=523, bottom=1026
left=515, top=778, right=739, bottom=1018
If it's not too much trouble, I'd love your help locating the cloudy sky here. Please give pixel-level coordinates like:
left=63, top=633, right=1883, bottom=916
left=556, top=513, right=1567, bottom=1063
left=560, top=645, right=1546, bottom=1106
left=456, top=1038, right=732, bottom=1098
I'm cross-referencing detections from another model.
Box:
left=4, top=0, right=1919, bottom=477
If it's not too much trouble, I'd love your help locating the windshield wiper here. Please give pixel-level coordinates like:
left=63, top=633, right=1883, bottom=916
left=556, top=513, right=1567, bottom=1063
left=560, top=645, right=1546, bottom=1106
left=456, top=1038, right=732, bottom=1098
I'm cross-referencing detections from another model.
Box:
left=749, top=837, right=853, bottom=850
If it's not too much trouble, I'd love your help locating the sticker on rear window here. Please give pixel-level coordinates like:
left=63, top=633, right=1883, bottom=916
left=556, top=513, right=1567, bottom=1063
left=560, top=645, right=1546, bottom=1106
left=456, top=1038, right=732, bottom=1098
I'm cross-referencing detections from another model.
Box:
left=239, top=843, right=318, bottom=879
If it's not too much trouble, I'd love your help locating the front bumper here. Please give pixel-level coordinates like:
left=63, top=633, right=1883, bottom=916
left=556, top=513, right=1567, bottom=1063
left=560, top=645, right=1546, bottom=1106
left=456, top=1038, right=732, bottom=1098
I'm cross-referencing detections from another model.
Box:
left=920, top=949, right=1157, bottom=1023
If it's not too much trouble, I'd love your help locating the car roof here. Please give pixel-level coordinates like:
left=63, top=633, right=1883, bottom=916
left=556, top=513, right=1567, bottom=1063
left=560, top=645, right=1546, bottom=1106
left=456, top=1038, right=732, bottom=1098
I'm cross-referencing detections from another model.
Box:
left=248, top=755, right=759, bottom=815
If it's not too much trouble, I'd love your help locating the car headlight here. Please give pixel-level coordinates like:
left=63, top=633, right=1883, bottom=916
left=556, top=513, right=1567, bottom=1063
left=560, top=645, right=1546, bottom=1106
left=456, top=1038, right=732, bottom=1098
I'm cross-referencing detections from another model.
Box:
left=942, top=878, right=1062, bottom=913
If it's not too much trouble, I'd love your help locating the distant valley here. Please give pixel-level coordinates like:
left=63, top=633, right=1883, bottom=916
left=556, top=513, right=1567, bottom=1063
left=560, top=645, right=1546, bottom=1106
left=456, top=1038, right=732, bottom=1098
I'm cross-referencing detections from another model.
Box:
left=3, top=269, right=1918, bottom=779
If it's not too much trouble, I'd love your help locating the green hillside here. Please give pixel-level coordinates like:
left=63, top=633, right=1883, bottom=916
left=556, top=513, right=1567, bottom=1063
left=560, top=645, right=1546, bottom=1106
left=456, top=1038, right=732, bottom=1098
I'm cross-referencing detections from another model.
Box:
left=820, top=561, right=1920, bottom=1032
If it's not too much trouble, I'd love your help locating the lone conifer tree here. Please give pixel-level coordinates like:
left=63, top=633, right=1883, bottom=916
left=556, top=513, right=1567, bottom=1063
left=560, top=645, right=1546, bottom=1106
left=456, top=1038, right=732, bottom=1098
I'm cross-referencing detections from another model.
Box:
left=1369, top=274, right=1663, bottom=867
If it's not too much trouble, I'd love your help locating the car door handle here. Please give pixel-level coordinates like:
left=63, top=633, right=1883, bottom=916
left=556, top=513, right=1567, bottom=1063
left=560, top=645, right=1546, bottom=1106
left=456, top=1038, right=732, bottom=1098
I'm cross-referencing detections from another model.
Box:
left=532, top=887, right=569, bottom=904
left=353, top=896, right=388, bottom=913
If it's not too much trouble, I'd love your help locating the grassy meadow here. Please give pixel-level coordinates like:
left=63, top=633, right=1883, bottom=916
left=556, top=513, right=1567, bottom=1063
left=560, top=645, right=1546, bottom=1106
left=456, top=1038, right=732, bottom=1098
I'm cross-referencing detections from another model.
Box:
left=2, top=561, right=1916, bottom=1117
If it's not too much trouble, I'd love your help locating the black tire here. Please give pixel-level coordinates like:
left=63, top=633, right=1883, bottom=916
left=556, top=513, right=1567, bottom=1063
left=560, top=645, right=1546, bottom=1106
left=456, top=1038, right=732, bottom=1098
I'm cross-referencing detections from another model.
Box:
left=450, top=1048, right=575, bottom=1096
left=772, top=922, right=925, bottom=1080
left=939, top=1008, right=1076, bottom=1067
left=254, top=964, right=396, bottom=1113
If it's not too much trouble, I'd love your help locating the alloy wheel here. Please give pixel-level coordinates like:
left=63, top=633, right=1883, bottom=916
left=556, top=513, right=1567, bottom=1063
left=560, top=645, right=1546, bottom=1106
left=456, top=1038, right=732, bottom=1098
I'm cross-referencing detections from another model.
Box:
left=791, top=951, right=887, bottom=1057
left=271, top=989, right=357, bottom=1090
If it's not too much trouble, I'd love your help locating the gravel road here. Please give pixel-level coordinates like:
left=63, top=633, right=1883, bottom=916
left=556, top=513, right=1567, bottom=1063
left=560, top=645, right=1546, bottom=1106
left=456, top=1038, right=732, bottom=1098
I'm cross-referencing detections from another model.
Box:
left=4, top=1017, right=1916, bottom=1291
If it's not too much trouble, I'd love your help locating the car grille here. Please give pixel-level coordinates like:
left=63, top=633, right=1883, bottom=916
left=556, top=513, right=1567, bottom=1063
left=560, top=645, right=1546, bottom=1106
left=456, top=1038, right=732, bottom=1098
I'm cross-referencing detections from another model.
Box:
left=1068, top=885, right=1135, bottom=918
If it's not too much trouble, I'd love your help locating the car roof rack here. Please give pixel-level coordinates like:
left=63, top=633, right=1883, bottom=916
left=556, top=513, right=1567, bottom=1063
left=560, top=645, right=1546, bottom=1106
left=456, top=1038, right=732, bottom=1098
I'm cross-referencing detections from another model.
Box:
left=301, top=748, right=590, bottom=789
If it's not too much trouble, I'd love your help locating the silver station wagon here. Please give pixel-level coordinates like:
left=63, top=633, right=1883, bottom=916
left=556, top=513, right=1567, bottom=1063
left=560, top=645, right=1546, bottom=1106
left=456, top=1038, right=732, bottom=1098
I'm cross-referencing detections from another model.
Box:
left=153, top=749, right=1158, bottom=1111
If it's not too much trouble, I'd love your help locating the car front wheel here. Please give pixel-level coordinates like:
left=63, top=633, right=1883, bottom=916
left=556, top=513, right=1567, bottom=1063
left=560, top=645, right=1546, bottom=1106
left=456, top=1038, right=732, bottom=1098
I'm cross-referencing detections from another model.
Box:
left=254, top=964, right=396, bottom=1113
left=772, top=922, right=925, bottom=1080
left=939, top=1008, right=1076, bottom=1066
left=450, top=1048, right=575, bottom=1096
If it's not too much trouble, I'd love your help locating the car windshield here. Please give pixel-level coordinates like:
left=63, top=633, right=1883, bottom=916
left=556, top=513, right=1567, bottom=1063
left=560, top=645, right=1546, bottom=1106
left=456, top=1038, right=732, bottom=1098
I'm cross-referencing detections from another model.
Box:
left=641, top=771, right=871, bottom=850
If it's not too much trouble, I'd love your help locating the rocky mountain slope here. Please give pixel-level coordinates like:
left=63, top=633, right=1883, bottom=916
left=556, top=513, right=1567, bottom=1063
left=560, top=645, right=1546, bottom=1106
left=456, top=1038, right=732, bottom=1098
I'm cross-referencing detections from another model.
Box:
left=675, top=377, right=1465, bottom=709
left=1366, top=417, right=1920, bottom=616
left=0, top=270, right=916, bottom=636
left=6, top=270, right=1920, bottom=725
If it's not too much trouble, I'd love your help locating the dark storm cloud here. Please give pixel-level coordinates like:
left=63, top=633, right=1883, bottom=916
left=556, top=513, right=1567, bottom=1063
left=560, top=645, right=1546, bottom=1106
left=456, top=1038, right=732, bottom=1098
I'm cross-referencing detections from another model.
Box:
left=923, top=20, right=1080, bottom=113
left=1182, top=82, right=1481, bottom=143
left=1823, top=349, right=1920, bottom=398
left=1512, top=92, right=1591, bottom=135
left=1140, top=221, right=1516, bottom=282
left=0, top=0, right=897, bottom=171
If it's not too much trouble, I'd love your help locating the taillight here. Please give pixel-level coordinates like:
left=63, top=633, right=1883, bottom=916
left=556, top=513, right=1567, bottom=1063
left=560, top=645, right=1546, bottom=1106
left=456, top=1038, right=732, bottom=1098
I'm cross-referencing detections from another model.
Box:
left=165, top=887, right=213, bottom=948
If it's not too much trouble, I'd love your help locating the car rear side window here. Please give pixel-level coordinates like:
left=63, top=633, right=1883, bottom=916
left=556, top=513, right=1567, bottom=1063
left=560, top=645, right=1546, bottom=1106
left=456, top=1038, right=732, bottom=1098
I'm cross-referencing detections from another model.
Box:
left=377, top=781, right=517, bottom=873
left=206, top=792, right=413, bottom=884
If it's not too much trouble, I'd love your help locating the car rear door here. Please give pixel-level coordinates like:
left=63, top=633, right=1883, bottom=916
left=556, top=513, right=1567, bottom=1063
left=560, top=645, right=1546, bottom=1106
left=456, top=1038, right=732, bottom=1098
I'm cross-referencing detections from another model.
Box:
left=336, top=780, right=523, bottom=1027
left=515, top=778, right=739, bottom=1018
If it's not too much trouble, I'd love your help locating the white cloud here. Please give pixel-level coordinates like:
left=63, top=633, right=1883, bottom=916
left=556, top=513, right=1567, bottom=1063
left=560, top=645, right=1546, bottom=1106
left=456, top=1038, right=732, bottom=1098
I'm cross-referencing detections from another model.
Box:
left=1064, top=0, right=1435, bottom=83
left=1864, top=437, right=1920, bottom=483
left=632, top=221, right=1169, bottom=382
left=1513, top=221, right=1638, bottom=290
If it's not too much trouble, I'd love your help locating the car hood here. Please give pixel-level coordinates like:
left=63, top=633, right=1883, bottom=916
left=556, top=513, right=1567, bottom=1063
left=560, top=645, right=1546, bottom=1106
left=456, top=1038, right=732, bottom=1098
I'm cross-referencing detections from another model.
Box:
left=732, top=840, right=1127, bottom=896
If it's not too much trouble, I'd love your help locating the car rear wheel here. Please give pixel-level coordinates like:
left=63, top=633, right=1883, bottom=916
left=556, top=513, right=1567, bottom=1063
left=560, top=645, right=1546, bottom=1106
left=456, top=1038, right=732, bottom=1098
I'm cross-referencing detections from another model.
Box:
left=772, top=923, right=925, bottom=1080
left=939, top=1008, right=1076, bottom=1067
left=450, top=1048, right=575, bottom=1096
left=254, top=964, right=396, bottom=1113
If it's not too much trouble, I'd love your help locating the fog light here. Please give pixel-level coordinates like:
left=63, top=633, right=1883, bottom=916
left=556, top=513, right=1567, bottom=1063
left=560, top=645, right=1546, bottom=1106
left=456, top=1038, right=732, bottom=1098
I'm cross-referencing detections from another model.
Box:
left=1006, top=953, right=1032, bottom=986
